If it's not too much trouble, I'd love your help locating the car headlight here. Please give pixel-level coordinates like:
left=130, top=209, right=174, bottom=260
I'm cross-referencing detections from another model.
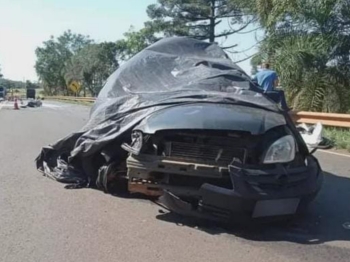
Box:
left=263, top=135, right=295, bottom=164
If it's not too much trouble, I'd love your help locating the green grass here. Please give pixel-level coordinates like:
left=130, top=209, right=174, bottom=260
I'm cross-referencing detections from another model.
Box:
left=47, top=98, right=93, bottom=107
left=323, top=127, right=350, bottom=152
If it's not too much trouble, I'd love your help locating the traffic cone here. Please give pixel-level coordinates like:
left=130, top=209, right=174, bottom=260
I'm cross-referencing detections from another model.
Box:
left=14, top=98, right=19, bottom=110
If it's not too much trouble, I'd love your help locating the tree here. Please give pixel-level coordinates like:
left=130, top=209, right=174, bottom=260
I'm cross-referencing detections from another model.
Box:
left=65, top=42, right=119, bottom=96
left=26, top=80, right=40, bottom=89
left=35, top=30, right=93, bottom=95
left=0, top=78, right=26, bottom=89
left=146, top=0, right=255, bottom=47
left=250, top=0, right=350, bottom=113
left=115, top=27, right=159, bottom=60
left=0, top=65, right=3, bottom=78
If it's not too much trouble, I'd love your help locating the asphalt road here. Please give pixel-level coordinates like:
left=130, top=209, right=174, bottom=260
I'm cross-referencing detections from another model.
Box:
left=1, top=101, right=350, bottom=262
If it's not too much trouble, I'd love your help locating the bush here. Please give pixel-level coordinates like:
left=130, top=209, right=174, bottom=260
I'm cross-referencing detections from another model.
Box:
left=324, top=127, right=350, bottom=152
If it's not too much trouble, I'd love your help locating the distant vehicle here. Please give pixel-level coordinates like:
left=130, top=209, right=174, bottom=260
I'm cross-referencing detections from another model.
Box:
left=27, top=99, right=42, bottom=108
left=0, top=86, right=7, bottom=99
left=26, top=88, right=36, bottom=99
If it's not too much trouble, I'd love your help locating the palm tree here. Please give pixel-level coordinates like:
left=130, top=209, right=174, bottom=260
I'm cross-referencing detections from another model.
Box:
left=250, top=0, right=350, bottom=112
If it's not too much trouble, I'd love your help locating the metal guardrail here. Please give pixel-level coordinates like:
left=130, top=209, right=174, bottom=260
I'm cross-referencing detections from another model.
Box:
left=47, top=96, right=350, bottom=128
left=290, top=111, right=350, bottom=128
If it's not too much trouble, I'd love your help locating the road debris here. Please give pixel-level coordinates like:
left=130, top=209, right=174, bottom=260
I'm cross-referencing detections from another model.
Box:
left=297, top=122, right=333, bottom=151
left=297, top=123, right=323, bottom=148
left=27, top=99, right=43, bottom=108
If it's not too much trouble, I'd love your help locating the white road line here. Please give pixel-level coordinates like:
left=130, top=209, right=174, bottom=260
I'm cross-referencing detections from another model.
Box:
left=318, top=149, right=350, bottom=158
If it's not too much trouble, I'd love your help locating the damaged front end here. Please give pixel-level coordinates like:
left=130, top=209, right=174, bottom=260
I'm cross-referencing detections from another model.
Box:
left=120, top=103, right=323, bottom=221
left=36, top=37, right=323, bottom=223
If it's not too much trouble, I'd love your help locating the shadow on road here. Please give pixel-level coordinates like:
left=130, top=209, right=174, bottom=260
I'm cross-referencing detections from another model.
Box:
left=156, top=172, right=350, bottom=245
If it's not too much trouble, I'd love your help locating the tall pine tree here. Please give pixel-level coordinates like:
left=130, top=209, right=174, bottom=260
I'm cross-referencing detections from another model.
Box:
left=146, top=0, right=254, bottom=48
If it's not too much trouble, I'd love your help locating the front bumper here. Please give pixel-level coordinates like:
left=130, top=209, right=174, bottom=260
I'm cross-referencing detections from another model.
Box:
left=159, top=156, right=323, bottom=222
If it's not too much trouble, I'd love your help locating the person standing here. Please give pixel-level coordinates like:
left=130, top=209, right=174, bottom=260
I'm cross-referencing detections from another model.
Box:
left=253, top=62, right=291, bottom=111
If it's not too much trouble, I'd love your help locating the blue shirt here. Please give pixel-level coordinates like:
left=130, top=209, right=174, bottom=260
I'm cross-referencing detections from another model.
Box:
left=253, top=69, right=278, bottom=92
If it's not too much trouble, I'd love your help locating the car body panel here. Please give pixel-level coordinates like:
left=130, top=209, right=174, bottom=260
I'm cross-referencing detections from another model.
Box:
left=158, top=156, right=323, bottom=221
left=135, top=103, right=286, bottom=135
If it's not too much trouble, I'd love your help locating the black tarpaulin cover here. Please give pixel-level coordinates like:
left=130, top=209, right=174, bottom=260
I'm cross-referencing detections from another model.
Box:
left=36, top=37, right=279, bottom=188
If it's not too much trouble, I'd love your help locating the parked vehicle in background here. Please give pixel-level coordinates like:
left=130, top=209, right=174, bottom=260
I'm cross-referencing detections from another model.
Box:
left=0, top=86, right=7, bottom=99
left=26, top=88, right=36, bottom=99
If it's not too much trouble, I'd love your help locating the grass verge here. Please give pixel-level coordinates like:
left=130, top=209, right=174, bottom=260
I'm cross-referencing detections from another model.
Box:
left=46, top=98, right=93, bottom=107
left=324, top=127, right=350, bottom=152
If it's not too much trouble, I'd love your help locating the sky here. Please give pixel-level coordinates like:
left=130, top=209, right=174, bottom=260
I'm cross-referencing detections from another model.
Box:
left=0, top=0, right=259, bottom=81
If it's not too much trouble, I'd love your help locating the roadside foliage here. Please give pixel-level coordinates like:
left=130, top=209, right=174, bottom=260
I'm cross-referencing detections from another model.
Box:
left=31, top=0, right=350, bottom=113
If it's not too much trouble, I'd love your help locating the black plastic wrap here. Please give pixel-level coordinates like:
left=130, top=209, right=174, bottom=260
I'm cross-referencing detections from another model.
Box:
left=36, top=37, right=279, bottom=188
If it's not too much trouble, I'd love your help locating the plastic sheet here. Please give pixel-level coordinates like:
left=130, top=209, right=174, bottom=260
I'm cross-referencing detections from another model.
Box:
left=297, top=122, right=324, bottom=149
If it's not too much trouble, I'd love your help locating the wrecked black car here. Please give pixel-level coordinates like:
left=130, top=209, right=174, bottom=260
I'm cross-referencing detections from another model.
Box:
left=36, top=37, right=323, bottom=222
left=27, top=99, right=42, bottom=108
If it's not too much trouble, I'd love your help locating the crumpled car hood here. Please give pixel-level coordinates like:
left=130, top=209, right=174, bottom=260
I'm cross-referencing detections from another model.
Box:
left=135, top=103, right=286, bottom=135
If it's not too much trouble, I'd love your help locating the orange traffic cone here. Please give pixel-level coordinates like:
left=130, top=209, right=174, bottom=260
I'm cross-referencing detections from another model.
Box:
left=14, top=98, right=19, bottom=110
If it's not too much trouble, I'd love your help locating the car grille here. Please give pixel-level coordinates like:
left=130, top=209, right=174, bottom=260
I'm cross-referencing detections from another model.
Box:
left=164, top=136, right=246, bottom=166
